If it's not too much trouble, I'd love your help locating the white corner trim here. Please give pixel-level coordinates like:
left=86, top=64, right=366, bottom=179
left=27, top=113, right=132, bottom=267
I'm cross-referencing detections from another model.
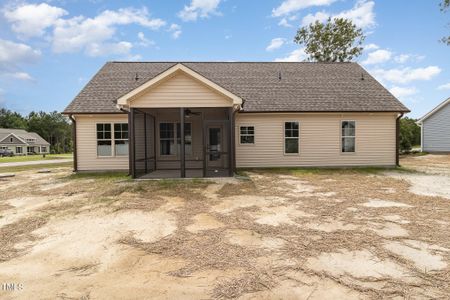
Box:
left=116, top=63, right=243, bottom=106
left=418, top=97, right=450, bottom=123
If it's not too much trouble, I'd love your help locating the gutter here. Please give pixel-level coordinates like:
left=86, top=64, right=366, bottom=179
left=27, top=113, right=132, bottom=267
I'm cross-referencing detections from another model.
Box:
left=396, top=113, right=404, bottom=167
left=68, top=115, right=77, bottom=172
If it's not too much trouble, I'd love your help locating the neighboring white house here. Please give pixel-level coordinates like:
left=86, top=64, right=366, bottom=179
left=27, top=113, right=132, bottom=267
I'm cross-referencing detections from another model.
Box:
left=418, top=97, right=450, bottom=153
left=0, top=128, right=50, bottom=155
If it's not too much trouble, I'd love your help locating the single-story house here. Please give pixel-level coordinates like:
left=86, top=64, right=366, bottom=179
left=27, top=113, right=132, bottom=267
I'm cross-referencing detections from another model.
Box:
left=0, top=128, right=50, bottom=155
left=417, top=97, right=450, bottom=153
left=63, top=62, right=409, bottom=178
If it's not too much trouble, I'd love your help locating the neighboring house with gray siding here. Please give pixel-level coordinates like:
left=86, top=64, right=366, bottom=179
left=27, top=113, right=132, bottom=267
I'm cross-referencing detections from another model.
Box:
left=0, top=128, right=50, bottom=155
left=418, top=97, right=450, bottom=153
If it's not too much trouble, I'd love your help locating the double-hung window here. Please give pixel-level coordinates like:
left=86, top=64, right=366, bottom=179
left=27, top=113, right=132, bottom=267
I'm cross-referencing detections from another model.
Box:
left=240, top=126, right=255, bottom=144
left=114, top=123, right=129, bottom=156
left=159, top=122, right=192, bottom=156
left=160, top=123, right=175, bottom=155
left=97, top=123, right=112, bottom=156
left=176, top=123, right=192, bottom=155
left=16, top=147, right=23, bottom=154
left=284, top=122, right=299, bottom=154
left=341, top=121, right=356, bottom=153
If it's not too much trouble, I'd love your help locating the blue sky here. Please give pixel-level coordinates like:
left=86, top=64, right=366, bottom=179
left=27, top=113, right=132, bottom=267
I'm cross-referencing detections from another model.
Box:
left=0, top=0, right=449, bottom=118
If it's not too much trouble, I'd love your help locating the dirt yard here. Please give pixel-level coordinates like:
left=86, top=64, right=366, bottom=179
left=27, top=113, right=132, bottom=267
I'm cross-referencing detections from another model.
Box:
left=0, top=155, right=449, bottom=299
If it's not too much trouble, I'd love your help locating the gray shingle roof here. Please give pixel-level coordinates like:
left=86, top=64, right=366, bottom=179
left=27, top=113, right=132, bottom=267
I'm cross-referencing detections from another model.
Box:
left=0, top=128, right=50, bottom=145
left=63, top=62, right=409, bottom=114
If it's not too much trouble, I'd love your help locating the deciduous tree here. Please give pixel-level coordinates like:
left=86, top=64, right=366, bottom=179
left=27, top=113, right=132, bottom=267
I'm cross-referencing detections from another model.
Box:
left=294, top=17, right=365, bottom=62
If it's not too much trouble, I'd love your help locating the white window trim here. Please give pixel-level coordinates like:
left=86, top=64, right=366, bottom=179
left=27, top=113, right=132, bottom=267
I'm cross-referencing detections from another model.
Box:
left=96, top=122, right=129, bottom=158
left=239, top=125, right=255, bottom=145
left=283, top=121, right=300, bottom=156
left=96, top=122, right=113, bottom=157
left=340, top=120, right=356, bottom=154
left=158, top=121, right=193, bottom=157
left=114, top=123, right=129, bottom=156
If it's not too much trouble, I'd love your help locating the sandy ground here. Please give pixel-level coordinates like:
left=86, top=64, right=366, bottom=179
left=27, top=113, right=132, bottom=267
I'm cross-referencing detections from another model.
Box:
left=0, top=154, right=449, bottom=299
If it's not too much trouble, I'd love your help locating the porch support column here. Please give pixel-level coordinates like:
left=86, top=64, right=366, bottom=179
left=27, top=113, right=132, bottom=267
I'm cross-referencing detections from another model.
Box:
left=153, top=115, right=157, bottom=172
left=180, top=107, right=186, bottom=178
left=129, top=108, right=136, bottom=178
left=228, top=107, right=235, bottom=177
left=144, top=112, right=148, bottom=173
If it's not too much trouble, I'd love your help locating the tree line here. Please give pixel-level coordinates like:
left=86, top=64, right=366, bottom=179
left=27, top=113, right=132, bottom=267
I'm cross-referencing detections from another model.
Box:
left=0, top=108, right=72, bottom=154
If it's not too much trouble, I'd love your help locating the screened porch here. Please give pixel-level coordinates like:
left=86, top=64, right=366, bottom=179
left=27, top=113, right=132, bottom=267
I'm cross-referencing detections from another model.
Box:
left=129, top=107, right=235, bottom=179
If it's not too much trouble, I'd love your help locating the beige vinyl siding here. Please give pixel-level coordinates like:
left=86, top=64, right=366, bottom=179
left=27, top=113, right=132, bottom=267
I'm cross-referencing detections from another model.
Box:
left=130, top=72, right=233, bottom=108
left=75, top=114, right=129, bottom=171
left=235, top=113, right=397, bottom=168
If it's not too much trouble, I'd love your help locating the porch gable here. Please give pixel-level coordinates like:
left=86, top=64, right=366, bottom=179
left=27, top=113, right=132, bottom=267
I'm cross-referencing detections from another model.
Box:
left=117, top=63, right=242, bottom=109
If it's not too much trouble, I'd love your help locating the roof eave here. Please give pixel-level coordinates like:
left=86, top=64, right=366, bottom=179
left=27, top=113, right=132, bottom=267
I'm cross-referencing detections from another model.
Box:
left=417, top=97, right=450, bottom=123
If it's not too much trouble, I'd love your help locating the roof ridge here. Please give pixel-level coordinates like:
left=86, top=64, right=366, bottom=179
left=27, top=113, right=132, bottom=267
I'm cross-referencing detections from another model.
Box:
left=108, top=61, right=356, bottom=64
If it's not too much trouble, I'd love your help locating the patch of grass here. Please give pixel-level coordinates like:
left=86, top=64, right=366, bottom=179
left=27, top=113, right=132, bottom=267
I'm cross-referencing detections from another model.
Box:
left=65, top=171, right=130, bottom=181
left=152, top=178, right=212, bottom=189
left=0, top=153, right=73, bottom=163
left=239, top=166, right=397, bottom=176
left=0, top=162, right=72, bottom=173
left=394, top=166, right=422, bottom=174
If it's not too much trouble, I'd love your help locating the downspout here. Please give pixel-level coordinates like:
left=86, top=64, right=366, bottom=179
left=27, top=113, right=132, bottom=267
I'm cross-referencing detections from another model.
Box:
left=68, top=115, right=77, bottom=172
left=396, top=113, right=404, bottom=167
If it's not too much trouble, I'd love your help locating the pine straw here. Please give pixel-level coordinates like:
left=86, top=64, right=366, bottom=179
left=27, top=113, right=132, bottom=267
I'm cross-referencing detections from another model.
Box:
left=209, top=171, right=450, bottom=298
left=57, top=263, right=100, bottom=277
left=0, top=216, right=48, bottom=261
left=119, top=229, right=263, bottom=277
left=0, top=202, right=13, bottom=213
left=212, top=269, right=276, bottom=299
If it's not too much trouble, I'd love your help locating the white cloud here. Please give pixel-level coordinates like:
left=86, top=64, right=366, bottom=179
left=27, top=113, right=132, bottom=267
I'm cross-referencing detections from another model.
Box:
left=275, top=48, right=307, bottom=62
left=362, top=49, right=392, bottom=65
left=364, top=43, right=379, bottom=50
left=389, top=86, right=417, bottom=99
left=301, top=11, right=329, bottom=26
left=168, top=24, right=182, bottom=39
left=394, top=54, right=425, bottom=64
left=278, top=18, right=292, bottom=27
left=84, top=41, right=133, bottom=57
left=137, top=32, right=155, bottom=47
left=372, top=66, right=442, bottom=84
left=437, top=82, right=450, bottom=90
left=3, top=4, right=167, bottom=57
left=0, top=39, right=40, bottom=81
left=0, top=39, right=41, bottom=64
left=178, top=0, right=221, bottom=22
left=272, top=0, right=337, bottom=17
left=51, top=7, right=165, bottom=56
left=300, top=0, right=376, bottom=29
left=394, top=54, right=410, bottom=64
left=8, top=72, right=33, bottom=81
left=334, top=0, right=375, bottom=28
left=3, top=3, right=68, bottom=38
left=266, top=38, right=286, bottom=51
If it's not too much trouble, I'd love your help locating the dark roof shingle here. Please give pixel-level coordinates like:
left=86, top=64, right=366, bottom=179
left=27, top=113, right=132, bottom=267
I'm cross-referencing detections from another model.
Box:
left=63, top=62, right=409, bottom=113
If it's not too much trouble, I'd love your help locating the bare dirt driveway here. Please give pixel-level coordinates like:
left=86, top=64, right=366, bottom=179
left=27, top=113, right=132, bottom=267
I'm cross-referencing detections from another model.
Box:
left=0, top=155, right=449, bottom=299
